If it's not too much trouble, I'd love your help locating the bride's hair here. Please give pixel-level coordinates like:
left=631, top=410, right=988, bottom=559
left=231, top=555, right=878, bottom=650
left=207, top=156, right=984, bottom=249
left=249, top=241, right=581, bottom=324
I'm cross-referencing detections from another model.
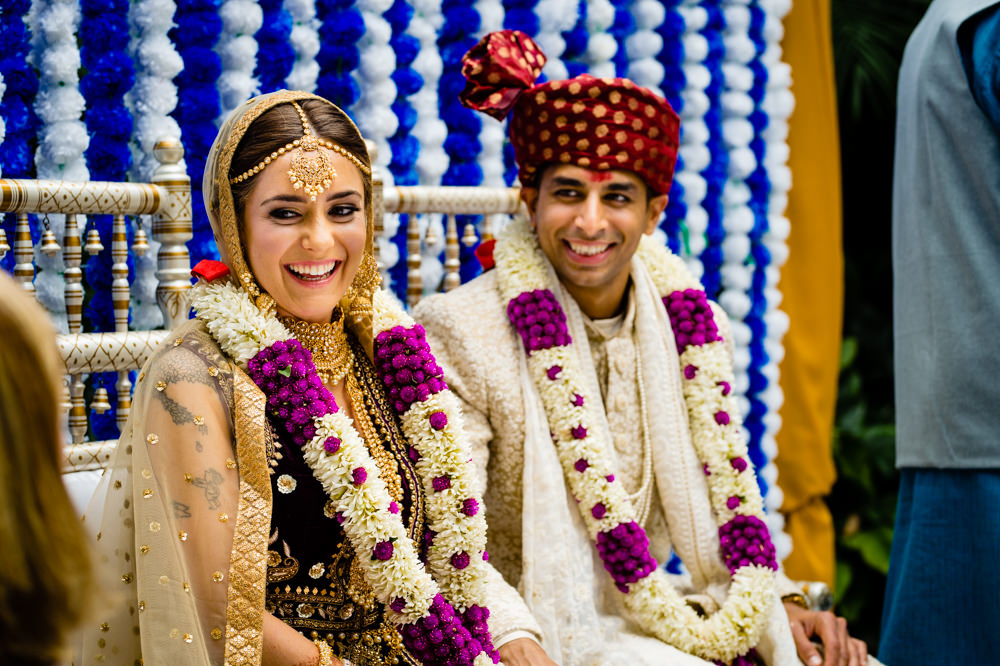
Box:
left=228, top=99, right=372, bottom=220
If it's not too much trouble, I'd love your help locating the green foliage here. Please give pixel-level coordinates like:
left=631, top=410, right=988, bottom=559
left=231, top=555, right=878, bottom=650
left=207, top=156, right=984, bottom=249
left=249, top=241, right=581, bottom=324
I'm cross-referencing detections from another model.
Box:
left=833, top=0, right=933, bottom=122
left=829, top=338, right=898, bottom=642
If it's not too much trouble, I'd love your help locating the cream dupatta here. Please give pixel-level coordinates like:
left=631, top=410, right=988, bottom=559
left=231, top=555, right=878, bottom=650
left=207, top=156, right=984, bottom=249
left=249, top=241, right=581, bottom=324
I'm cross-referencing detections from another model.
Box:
left=77, top=91, right=374, bottom=665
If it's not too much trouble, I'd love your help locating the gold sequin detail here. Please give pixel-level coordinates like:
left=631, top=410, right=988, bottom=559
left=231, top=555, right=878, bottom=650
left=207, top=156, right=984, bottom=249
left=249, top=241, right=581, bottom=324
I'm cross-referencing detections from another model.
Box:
left=159, top=576, right=169, bottom=586
left=183, top=633, right=193, bottom=644
left=140, top=545, right=149, bottom=554
left=149, top=521, right=161, bottom=532
left=193, top=415, right=205, bottom=426
left=184, top=472, right=193, bottom=483
left=211, top=627, right=223, bottom=640
left=122, top=573, right=133, bottom=584
left=146, top=433, right=159, bottom=445
left=113, top=480, right=122, bottom=489
left=100, top=623, right=110, bottom=632
left=155, top=381, right=166, bottom=392
left=142, top=488, right=153, bottom=498
left=208, top=366, right=219, bottom=377
left=174, top=337, right=183, bottom=347
left=218, top=512, right=229, bottom=522
left=212, top=571, right=224, bottom=583
left=178, top=531, right=188, bottom=541
left=138, top=601, right=145, bottom=612
left=183, top=582, right=191, bottom=592
left=141, top=468, right=152, bottom=479
left=225, top=458, right=237, bottom=470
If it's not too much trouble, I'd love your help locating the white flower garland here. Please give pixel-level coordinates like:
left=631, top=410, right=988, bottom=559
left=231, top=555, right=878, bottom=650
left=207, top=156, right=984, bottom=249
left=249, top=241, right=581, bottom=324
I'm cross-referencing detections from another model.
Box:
left=583, top=0, right=617, bottom=79
left=408, top=0, right=447, bottom=186
left=191, top=281, right=495, bottom=657
left=474, top=0, right=505, bottom=190
left=755, top=0, right=794, bottom=556
left=128, top=0, right=184, bottom=330
left=534, top=0, right=577, bottom=81
left=626, top=0, right=666, bottom=96
left=719, top=1, right=757, bottom=419
left=284, top=0, right=321, bottom=92
left=493, top=217, right=776, bottom=663
left=28, top=0, right=89, bottom=331
left=215, top=0, right=262, bottom=122
left=353, top=0, right=397, bottom=174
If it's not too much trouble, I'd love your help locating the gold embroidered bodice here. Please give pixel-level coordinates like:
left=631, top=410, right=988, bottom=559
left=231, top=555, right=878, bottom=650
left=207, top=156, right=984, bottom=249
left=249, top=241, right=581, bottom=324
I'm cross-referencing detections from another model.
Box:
left=264, top=337, right=424, bottom=665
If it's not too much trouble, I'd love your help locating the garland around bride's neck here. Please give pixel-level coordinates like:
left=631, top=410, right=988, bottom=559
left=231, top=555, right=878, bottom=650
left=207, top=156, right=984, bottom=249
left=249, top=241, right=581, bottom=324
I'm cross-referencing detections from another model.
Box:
left=191, top=268, right=501, bottom=666
left=493, top=217, right=778, bottom=666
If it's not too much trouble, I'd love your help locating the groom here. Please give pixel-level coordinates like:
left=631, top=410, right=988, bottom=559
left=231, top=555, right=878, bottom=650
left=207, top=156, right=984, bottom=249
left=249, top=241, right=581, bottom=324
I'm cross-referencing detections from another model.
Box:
left=415, top=30, right=867, bottom=666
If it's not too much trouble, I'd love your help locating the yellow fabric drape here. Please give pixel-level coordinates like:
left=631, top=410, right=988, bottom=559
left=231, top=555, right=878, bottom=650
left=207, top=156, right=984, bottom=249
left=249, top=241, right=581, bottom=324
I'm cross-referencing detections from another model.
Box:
left=775, top=0, right=842, bottom=588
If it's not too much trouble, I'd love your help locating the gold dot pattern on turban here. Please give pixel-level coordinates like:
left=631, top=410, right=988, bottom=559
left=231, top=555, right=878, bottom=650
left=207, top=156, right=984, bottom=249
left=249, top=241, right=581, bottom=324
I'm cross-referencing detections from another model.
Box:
left=459, top=30, right=681, bottom=194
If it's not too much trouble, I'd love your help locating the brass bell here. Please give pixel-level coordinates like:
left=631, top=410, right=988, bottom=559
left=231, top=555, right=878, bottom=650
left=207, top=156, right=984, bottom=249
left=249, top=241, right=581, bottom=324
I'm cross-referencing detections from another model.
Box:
left=461, top=222, right=478, bottom=247
left=132, top=225, right=149, bottom=257
left=0, top=228, right=9, bottom=259
left=90, top=386, right=112, bottom=414
left=40, top=228, right=60, bottom=256
left=84, top=227, right=104, bottom=255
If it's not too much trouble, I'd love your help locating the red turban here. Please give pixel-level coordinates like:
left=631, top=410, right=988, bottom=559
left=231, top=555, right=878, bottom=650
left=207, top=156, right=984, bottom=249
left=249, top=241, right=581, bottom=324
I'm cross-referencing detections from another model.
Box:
left=460, top=30, right=680, bottom=195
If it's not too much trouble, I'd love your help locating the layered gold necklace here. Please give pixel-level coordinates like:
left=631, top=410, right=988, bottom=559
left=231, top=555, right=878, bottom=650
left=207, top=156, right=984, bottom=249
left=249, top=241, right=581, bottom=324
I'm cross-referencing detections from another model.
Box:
left=277, top=311, right=353, bottom=385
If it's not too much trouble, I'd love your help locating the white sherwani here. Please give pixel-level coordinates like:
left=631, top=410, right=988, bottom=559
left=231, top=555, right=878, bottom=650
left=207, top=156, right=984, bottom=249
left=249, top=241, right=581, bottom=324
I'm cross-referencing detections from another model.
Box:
left=415, top=259, right=801, bottom=666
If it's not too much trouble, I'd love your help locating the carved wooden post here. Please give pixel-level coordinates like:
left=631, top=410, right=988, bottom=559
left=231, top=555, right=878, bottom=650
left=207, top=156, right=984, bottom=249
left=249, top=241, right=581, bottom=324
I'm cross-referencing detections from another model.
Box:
left=13, top=213, right=34, bottom=293
left=151, top=139, right=192, bottom=330
left=443, top=214, right=460, bottom=291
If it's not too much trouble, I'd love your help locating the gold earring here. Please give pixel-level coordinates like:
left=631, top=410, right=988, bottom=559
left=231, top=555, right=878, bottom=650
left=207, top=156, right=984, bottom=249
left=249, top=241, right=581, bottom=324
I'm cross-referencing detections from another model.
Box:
left=347, top=254, right=381, bottom=300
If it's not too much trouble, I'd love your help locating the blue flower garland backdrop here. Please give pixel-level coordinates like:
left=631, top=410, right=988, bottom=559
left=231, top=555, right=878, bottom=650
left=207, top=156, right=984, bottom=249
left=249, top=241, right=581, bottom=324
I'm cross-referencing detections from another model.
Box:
left=0, top=0, right=795, bottom=559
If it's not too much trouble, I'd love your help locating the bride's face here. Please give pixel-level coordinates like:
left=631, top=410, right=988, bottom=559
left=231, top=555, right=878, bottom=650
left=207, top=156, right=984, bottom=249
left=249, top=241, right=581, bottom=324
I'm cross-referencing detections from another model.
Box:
left=242, top=148, right=367, bottom=323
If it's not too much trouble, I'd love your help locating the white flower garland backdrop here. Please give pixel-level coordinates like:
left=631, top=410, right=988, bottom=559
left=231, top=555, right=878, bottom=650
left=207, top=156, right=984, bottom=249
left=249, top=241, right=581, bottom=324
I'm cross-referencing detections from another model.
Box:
left=0, top=0, right=793, bottom=560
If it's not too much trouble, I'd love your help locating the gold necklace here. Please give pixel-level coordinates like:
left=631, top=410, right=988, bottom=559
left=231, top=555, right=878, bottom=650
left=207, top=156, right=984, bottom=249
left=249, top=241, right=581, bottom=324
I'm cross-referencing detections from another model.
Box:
left=345, top=365, right=404, bottom=504
left=278, top=312, right=353, bottom=385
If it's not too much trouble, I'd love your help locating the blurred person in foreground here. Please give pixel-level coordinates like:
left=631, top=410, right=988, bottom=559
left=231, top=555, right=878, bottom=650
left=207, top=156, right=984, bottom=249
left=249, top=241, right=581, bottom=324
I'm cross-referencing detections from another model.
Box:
left=883, top=0, right=1000, bottom=663
left=415, top=30, right=872, bottom=666
left=0, top=270, right=94, bottom=665
left=77, top=90, right=509, bottom=665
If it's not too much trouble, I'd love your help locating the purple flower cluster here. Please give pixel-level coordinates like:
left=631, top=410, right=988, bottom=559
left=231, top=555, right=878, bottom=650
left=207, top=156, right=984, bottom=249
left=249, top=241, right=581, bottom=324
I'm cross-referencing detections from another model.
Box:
left=595, top=521, right=658, bottom=593
left=462, top=605, right=500, bottom=663
left=399, top=594, right=499, bottom=664
left=374, top=325, right=447, bottom=413
left=713, top=648, right=760, bottom=666
left=663, top=289, right=721, bottom=352
left=718, top=514, right=778, bottom=574
left=247, top=339, right=339, bottom=447
left=373, top=540, right=395, bottom=561
left=507, top=289, right=572, bottom=354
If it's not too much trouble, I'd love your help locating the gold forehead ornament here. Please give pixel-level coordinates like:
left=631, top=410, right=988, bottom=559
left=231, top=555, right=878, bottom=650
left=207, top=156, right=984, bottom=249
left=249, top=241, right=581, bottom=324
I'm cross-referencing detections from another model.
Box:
left=229, top=101, right=371, bottom=201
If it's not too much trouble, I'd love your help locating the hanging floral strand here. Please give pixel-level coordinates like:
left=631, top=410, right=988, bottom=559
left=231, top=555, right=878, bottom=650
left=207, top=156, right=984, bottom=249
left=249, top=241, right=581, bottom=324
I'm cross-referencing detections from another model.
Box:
left=285, top=0, right=321, bottom=92
left=170, top=0, right=223, bottom=264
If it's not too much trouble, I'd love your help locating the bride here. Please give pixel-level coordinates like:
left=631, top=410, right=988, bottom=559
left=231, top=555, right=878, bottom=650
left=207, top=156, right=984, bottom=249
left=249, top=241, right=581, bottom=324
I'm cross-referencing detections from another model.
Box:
left=78, top=91, right=511, bottom=666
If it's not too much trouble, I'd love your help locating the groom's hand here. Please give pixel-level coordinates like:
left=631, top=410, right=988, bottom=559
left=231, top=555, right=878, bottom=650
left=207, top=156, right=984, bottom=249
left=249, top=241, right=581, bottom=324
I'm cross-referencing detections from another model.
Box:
left=498, top=637, right=559, bottom=666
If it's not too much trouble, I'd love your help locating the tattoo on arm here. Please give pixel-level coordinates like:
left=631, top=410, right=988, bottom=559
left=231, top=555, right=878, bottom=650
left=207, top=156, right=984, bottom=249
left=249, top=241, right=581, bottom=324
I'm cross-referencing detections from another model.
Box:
left=151, top=360, right=216, bottom=434
left=192, top=468, right=224, bottom=509
left=173, top=501, right=192, bottom=518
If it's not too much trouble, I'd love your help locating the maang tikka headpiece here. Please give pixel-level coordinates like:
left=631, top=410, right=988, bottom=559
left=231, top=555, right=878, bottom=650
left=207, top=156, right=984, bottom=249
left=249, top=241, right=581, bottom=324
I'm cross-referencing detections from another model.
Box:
left=229, top=101, right=372, bottom=201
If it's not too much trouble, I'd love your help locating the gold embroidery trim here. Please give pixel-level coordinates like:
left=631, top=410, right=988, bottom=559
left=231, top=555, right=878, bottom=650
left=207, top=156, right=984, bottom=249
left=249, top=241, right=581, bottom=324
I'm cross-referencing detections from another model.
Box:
left=224, top=369, right=274, bottom=665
